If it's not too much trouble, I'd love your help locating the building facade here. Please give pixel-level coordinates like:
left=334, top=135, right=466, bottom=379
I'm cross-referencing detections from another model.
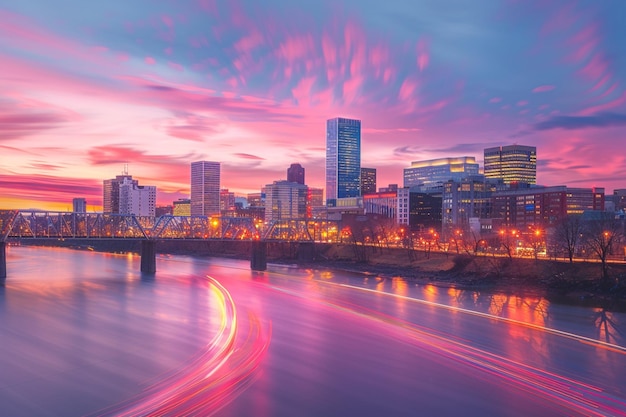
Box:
left=326, top=117, right=361, bottom=206
left=403, top=157, right=480, bottom=190
left=360, top=167, right=377, bottom=195
left=363, top=191, right=397, bottom=219
left=264, top=180, right=309, bottom=223
left=220, top=189, right=235, bottom=212
left=103, top=175, right=137, bottom=213
left=173, top=198, right=191, bottom=216
left=492, top=186, right=605, bottom=228
left=118, top=176, right=156, bottom=216
left=190, top=161, right=220, bottom=216
left=484, top=144, right=537, bottom=185
left=442, top=176, right=497, bottom=234
left=408, top=192, right=443, bottom=232
left=72, top=198, right=86, bottom=213
left=287, top=163, right=305, bottom=185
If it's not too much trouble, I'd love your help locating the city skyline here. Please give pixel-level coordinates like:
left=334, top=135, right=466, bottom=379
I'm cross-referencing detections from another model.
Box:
left=1, top=0, right=625, bottom=210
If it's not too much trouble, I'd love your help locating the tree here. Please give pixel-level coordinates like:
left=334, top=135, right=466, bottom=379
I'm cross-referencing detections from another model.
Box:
left=553, top=215, right=582, bottom=263
left=582, top=215, right=623, bottom=281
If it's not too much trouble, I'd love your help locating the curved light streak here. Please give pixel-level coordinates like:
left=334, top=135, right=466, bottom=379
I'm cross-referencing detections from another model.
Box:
left=93, top=275, right=271, bottom=417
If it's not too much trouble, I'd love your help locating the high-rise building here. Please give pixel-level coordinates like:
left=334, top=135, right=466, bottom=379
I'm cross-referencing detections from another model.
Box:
left=287, top=163, right=305, bottom=185
left=264, top=180, right=309, bottom=223
left=484, top=145, right=537, bottom=185
left=326, top=117, right=361, bottom=206
left=72, top=198, right=86, bottom=213
left=103, top=175, right=137, bottom=213
left=404, top=157, right=480, bottom=190
left=103, top=173, right=156, bottom=216
left=191, top=161, right=220, bottom=216
left=119, top=176, right=156, bottom=216
left=360, top=167, right=377, bottom=195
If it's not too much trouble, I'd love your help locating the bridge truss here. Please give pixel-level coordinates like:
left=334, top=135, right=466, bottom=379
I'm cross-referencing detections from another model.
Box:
left=0, top=210, right=341, bottom=242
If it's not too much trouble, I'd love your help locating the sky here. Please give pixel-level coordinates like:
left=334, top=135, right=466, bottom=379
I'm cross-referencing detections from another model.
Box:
left=0, top=0, right=625, bottom=211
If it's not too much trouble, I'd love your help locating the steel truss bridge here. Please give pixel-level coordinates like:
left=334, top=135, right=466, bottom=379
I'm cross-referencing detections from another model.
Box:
left=0, top=210, right=340, bottom=277
left=0, top=210, right=339, bottom=242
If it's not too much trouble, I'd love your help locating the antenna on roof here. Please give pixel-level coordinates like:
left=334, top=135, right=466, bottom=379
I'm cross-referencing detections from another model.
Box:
left=123, top=163, right=129, bottom=176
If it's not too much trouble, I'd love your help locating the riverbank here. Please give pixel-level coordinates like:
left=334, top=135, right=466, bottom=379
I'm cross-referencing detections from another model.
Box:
left=301, top=243, right=626, bottom=311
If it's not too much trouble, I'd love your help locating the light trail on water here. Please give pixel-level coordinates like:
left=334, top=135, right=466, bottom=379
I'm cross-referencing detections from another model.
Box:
left=265, top=278, right=626, bottom=417
left=90, top=276, right=271, bottom=417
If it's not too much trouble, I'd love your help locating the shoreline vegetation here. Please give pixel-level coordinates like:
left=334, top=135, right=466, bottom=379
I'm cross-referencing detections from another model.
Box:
left=17, top=239, right=626, bottom=311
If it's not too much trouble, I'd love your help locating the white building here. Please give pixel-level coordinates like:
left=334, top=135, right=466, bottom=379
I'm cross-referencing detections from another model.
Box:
left=397, top=187, right=410, bottom=225
left=191, top=161, right=220, bottom=216
left=119, top=177, right=156, bottom=216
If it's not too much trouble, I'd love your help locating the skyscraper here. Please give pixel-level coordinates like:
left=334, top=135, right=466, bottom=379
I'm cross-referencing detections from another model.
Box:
left=326, top=117, right=361, bottom=206
left=484, top=145, right=537, bottom=185
left=190, top=161, right=220, bottom=216
left=287, top=163, right=305, bottom=184
left=360, top=167, right=377, bottom=195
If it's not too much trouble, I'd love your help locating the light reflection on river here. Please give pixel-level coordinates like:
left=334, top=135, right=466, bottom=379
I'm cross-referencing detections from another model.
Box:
left=1, top=246, right=625, bottom=417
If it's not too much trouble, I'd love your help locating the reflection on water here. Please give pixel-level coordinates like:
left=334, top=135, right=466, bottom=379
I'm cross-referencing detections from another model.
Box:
left=1, top=246, right=625, bottom=417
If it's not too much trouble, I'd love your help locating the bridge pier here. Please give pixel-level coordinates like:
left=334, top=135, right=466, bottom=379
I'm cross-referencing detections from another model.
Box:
left=297, top=241, right=315, bottom=262
left=0, top=241, right=6, bottom=279
left=250, top=240, right=267, bottom=271
left=140, top=240, right=157, bottom=274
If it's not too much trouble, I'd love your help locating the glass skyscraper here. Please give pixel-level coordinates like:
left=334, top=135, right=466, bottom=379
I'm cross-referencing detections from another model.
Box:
left=326, top=117, right=361, bottom=206
left=484, top=145, right=537, bottom=185
left=403, top=157, right=480, bottom=190
left=190, top=161, right=221, bottom=216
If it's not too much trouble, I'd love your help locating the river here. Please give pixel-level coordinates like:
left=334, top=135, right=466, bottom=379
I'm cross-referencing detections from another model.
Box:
left=1, top=246, right=625, bottom=416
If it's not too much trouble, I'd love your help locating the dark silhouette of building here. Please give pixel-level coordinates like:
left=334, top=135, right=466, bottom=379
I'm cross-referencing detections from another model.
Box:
left=287, top=163, right=305, bottom=184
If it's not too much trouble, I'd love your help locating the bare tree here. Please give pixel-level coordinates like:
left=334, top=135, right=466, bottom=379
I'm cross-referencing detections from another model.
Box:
left=582, top=215, right=623, bottom=281
left=553, top=215, right=583, bottom=263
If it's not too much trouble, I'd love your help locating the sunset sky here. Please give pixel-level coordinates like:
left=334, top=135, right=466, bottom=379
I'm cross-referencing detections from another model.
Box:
left=1, top=0, right=625, bottom=211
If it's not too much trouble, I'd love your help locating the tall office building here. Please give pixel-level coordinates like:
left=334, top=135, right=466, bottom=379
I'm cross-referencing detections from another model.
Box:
left=287, top=163, right=305, bottom=185
left=360, top=167, right=377, bottom=195
left=484, top=145, right=537, bottom=185
left=403, top=157, right=480, bottom=190
left=190, top=161, right=221, bottom=216
left=72, top=198, right=86, bottom=213
left=326, top=117, right=361, bottom=205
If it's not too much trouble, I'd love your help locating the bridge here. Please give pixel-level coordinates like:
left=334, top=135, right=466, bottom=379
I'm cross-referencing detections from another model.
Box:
left=0, top=210, right=340, bottom=278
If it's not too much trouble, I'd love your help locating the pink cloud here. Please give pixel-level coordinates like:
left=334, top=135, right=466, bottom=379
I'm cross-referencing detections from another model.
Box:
left=532, top=85, right=555, bottom=93
left=167, top=61, right=184, bottom=72
left=489, top=97, right=502, bottom=103
left=416, top=39, right=429, bottom=71
left=517, top=100, right=528, bottom=106
left=145, top=56, right=156, bottom=65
